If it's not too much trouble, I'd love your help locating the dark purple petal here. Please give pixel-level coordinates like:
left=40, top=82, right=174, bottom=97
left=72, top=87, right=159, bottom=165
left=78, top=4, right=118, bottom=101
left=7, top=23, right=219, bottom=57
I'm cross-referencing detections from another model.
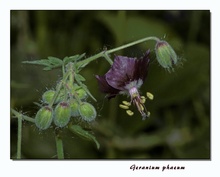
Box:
left=105, top=50, right=150, bottom=90
left=105, top=56, right=137, bottom=90
left=95, top=75, right=120, bottom=99
left=134, top=49, right=150, bottom=81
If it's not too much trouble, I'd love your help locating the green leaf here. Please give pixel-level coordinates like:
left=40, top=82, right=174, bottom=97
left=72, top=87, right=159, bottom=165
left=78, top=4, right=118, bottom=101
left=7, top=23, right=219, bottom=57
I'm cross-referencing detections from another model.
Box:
left=69, top=124, right=100, bottom=149
left=75, top=74, right=86, bottom=82
left=76, top=53, right=86, bottom=61
left=22, top=59, right=51, bottom=66
left=63, top=55, right=79, bottom=64
left=48, top=56, right=63, bottom=65
left=76, top=61, right=89, bottom=70
left=22, top=56, right=63, bottom=70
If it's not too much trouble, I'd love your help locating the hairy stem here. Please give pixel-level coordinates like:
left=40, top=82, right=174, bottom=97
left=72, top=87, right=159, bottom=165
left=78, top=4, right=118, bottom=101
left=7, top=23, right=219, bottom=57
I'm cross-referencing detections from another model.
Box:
left=17, top=114, right=22, bottom=159
left=106, top=36, right=160, bottom=54
left=49, top=71, right=70, bottom=107
left=77, top=36, right=160, bottom=66
left=55, top=130, right=64, bottom=159
left=11, top=108, right=35, bottom=123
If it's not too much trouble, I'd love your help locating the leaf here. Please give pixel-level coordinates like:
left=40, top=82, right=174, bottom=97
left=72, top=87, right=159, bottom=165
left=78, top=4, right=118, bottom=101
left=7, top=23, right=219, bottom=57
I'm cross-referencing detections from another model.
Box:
left=75, top=74, right=86, bottom=82
left=48, top=56, right=63, bottom=65
left=76, top=53, right=86, bottom=61
left=69, top=124, right=100, bottom=149
left=22, top=59, right=51, bottom=66
left=63, top=55, right=79, bottom=64
left=22, top=56, right=63, bottom=70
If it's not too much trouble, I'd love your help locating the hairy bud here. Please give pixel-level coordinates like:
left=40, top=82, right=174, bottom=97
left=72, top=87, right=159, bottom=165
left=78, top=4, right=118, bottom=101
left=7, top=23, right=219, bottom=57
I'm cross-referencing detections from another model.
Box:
left=79, top=102, right=97, bottom=122
left=54, top=102, right=71, bottom=128
left=35, top=106, right=53, bottom=130
left=155, top=40, right=178, bottom=71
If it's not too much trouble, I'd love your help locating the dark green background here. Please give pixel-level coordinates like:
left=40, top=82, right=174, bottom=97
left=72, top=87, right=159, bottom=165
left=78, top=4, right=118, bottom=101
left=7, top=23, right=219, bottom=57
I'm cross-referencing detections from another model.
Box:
left=11, top=10, right=210, bottom=159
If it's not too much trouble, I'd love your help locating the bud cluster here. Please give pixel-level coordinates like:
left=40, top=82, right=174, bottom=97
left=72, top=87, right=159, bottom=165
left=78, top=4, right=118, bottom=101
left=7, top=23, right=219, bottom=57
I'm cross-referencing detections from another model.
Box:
left=35, top=72, right=97, bottom=130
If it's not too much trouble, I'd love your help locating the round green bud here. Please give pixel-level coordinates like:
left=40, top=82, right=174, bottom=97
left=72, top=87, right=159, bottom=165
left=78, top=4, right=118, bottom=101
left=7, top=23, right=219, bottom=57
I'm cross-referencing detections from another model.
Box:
left=75, top=88, right=87, bottom=100
left=79, top=102, right=96, bottom=122
left=70, top=100, right=80, bottom=117
left=42, top=90, right=63, bottom=104
left=35, top=106, right=53, bottom=130
left=54, top=102, right=71, bottom=128
left=42, top=90, right=55, bottom=104
left=155, top=40, right=178, bottom=71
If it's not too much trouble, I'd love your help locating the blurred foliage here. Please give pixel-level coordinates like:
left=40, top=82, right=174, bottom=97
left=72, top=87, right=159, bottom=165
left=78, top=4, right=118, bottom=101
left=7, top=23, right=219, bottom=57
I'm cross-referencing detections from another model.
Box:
left=11, top=10, right=210, bottom=159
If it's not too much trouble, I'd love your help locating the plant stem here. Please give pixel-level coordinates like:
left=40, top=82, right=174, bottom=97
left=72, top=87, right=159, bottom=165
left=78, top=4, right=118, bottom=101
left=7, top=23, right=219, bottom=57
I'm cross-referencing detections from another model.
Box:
left=49, top=71, right=70, bottom=107
left=55, top=130, right=64, bottom=159
left=11, top=108, right=35, bottom=123
left=77, top=36, right=160, bottom=66
left=17, top=114, right=22, bottom=159
left=106, top=36, right=160, bottom=54
left=103, top=53, right=113, bottom=65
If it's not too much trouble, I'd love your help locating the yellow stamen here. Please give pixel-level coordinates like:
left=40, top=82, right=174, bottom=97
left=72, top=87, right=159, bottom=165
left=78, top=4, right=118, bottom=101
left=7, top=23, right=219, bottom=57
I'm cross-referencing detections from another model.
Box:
left=122, top=101, right=131, bottom=106
left=146, top=92, right=154, bottom=100
left=146, top=111, right=151, bottom=117
left=139, top=104, right=144, bottom=111
left=140, top=96, right=146, bottom=103
left=119, top=104, right=129, bottom=109
left=126, top=110, right=134, bottom=116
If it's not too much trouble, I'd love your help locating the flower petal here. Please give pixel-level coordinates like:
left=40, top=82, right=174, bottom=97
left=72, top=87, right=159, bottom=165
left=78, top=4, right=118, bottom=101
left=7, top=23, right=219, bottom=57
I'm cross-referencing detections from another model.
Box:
left=134, top=49, right=150, bottom=81
left=95, top=75, right=120, bottom=99
left=105, top=56, right=137, bottom=90
left=105, top=50, right=150, bottom=90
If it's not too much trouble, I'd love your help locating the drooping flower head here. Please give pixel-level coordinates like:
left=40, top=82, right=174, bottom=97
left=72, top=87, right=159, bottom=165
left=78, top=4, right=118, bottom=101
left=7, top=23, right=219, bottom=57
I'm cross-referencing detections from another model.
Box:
left=95, top=50, right=153, bottom=120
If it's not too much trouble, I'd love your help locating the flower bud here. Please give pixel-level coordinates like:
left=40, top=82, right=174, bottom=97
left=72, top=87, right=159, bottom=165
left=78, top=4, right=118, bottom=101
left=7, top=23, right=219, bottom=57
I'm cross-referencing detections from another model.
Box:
left=70, top=100, right=80, bottom=117
left=54, top=102, right=71, bottom=128
left=35, top=106, right=53, bottom=130
left=76, top=88, right=87, bottom=100
left=79, top=102, right=96, bottom=122
left=42, top=90, right=63, bottom=104
left=155, top=40, right=178, bottom=71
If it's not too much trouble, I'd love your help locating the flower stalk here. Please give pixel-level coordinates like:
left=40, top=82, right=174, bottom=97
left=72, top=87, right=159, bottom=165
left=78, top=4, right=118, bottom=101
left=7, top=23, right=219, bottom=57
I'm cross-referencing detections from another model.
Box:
left=17, top=114, right=22, bottom=159
left=77, top=36, right=160, bottom=66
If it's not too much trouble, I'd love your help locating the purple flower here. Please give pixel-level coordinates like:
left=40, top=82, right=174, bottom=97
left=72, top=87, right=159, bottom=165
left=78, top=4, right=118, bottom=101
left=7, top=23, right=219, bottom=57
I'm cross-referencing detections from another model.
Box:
left=95, top=50, right=151, bottom=119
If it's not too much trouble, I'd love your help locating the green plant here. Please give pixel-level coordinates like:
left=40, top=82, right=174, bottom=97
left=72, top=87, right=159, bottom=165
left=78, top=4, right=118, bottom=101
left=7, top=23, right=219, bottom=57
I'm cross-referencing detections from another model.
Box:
left=11, top=36, right=180, bottom=159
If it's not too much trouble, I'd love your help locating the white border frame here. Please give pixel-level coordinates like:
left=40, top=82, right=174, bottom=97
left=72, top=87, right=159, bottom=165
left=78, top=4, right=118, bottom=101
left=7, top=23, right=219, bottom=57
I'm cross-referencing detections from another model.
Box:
left=1, top=1, right=219, bottom=177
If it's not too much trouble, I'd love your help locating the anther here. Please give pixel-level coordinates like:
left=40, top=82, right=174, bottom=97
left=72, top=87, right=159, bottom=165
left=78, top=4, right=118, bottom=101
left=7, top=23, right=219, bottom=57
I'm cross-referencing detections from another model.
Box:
left=119, top=104, right=129, bottom=109
left=126, top=110, right=134, bottom=116
left=146, top=92, right=154, bottom=100
left=139, top=104, right=144, bottom=111
left=122, top=101, right=131, bottom=106
left=140, top=96, right=146, bottom=103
